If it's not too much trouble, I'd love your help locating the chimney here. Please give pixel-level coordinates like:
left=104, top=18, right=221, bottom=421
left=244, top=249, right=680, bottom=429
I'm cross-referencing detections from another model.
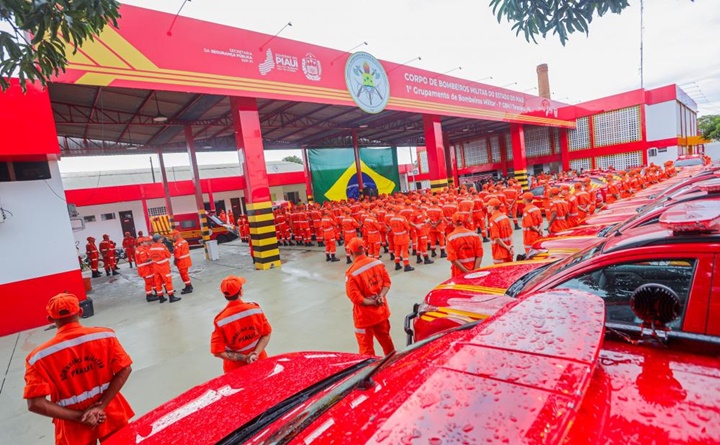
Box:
left=537, top=64, right=551, bottom=99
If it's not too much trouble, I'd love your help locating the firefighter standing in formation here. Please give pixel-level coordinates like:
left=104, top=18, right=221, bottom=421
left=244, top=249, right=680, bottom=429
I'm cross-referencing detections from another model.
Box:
left=172, top=230, right=194, bottom=294
left=488, top=198, right=514, bottom=264
left=149, top=234, right=180, bottom=303
left=520, top=192, right=544, bottom=255
left=23, top=293, right=134, bottom=445
left=344, top=238, right=395, bottom=356
left=86, top=236, right=101, bottom=278
left=99, top=234, right=119, bottom=276
left=446, top=212, right=484, bottom=277
left=122, top=232, right=136, bottom=268
left=135, top=237, right=159, bottom=302
left=211, top=276, right=272, bottom=373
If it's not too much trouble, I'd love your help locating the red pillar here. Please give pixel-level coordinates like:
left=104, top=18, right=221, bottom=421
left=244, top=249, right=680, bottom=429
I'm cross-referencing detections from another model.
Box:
left=230, top=96, right=280, bottom=270
left=352, top=129, right=364, bottom=195
left=423, top=114, right=448, bottom=191
left=499, top=134, right=508, bottom=176
left=301, top=148, right=314, bottom=203
left=559, top=128, right=570, bottom=172
left=443, top=133, right=458, bottom=187
left=185, top=125, right=212, bottom=259
left=510, top=124, right=529, bottom=191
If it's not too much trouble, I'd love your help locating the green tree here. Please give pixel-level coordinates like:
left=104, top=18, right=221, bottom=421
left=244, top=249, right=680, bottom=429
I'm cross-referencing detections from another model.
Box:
left=490, top=0, right=692, bottom=45
left=0, top=0, right=120, bottom=92
left=282, top=155, right=303, bottom=164
left=699, top=115, right=720, bottom=142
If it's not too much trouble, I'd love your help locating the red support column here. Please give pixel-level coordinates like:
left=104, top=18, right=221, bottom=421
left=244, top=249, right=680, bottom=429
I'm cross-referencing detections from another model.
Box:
left=185, top=125, right=212, bottom=259
left=560, top=128, right=570, bottom=172
left=301, top=148, right=314, bottom=203
left=230, top=96, right=280, bottom=270
left=510, top=124, right=529, bottom=191
left=423, top=114, right=448, bottom=191
left=499, top=134, right=508, bottom=176
left=443, top=133, right=458, bottom=187
left=352, top=129, right=364, bottom=195
left=157, top=149, right=175, bottom=230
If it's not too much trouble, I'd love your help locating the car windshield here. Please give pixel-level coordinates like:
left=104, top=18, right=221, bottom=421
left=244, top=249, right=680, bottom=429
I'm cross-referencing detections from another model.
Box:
left=508, top=243, right=606, bottom=297
left=675, top=158, right=703, bottom=167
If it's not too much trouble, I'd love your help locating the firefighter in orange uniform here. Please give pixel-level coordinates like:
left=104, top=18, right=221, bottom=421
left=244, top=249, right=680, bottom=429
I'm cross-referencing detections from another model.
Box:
left=341, top=210, right=360, bottom=264
left=547, top=188, right=568, bottom=234
left=427, top=199, right=447, bottom=258
left=502, top=183, right=521, bottom=230
left=472, top=192, right=489, bottom=242
left=211, top=276, right=272, bottom=373
left=24, top=293, right=134, bottom=445
left=135, top=237, right=159, bottom=302
left=344, top=238, right=395, bottom=356
left=564, top=185, right=580, bottom=228
left=149, top=234, right=180, bottom=303
left=389, top=207, right=414, bottom=272
left=121, top=232, right=136, bottom=269
left=574, top=182, right=591, bottom=222
left=99, top=234, right=118, bottom=276
left=606, top=175, right=621, bottom=204
left=446, top=213, right=484, bottom=277
left=363, top=211, right=383, bottom=260
left=521, top=192, right=544, bottom=255
left=412, top=209, right=433, bottom=264
left=488, top=198, right=514, bottom=263
left=321, top=210, right=341, bottom=262
left=172, top=230, right=193, bottom=294
left=86, top=236, right=101, bottom=278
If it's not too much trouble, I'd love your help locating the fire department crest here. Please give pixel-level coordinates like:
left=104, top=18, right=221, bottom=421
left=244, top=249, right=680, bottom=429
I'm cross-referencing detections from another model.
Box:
left=345, top=51, right=389, bottom=114
left=302, top=53, right=322, bottom=81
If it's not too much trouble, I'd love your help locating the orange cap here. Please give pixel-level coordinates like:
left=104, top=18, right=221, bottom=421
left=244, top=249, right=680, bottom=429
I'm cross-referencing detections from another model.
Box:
left=522, top=192, right=534, bottom=200
left=583, top=177, right=591, bottom=183
left=561, top=184, right=570, bottom=191
left=102, top=234, right=109, bottom=240
left=487, top=198, right=502, bottom=207
left=346, top=237, right=366, bottom=254
left=87, top=236, right=95, bottom=241
left=46, top=293, right=82, bottom=319
left=451, top=212, right=465, bottom=224
left=574, top=182, right=582, bottom=188
left=124, top=232, right=131, bottom=237
left=220, top=275, right=247, bottom=298
left=550, top=187, right=560, bottom=195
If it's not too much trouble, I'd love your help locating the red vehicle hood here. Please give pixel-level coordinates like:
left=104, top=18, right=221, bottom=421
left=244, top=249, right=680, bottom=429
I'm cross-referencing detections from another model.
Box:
left=424, top=260, right=552, bottom=308
left=533, top=235, right=602, bottom=253
left=105, top=352, right=367, bottom=445
left=603, top=198, right=652, bottom=211
left=544, top=224, right=607, bottom=238
left=582, top=210, right=635, bottom=226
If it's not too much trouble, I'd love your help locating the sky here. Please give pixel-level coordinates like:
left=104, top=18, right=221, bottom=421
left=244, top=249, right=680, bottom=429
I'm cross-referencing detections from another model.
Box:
left=58, top=0, right=720, bottom=172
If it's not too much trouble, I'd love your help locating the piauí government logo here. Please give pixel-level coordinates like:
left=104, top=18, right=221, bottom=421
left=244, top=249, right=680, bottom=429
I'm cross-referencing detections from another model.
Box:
left=345, top=52, right=390, bottom=114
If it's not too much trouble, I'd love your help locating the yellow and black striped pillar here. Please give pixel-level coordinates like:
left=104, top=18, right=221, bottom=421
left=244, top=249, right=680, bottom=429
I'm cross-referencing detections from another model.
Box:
left=430, top=178, right=449, bottom=191
left=514, top=169, right=529, bottom=191
left=198, top=209, right=212, bottom=260
left=247, top=201, right=281, bottom=270
left=307, top=194, right=314, bottom=204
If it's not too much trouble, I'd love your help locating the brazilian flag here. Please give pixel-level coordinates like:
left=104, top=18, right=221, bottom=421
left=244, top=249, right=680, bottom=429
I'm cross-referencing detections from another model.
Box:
left=309, top=148, right=400, bottom=202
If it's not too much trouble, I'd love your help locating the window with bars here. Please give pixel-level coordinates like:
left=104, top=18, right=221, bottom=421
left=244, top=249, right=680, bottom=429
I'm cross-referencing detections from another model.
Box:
left=569, top=117, right=590, bottom=151
left=594, top=152, right=642, bottom=171
left=148, top=206, right=167, bottom=217
left=489, top=135, right=501, bottom=163
left=593, top=106, right=642, bottom=147
left=570, top=158, right=591, bottom=172
left=463, top=139, right=489, bottom=166
left=504, top=133, right=513, bottom=160
left=524, top=126, right=552, bottom=158
left=418, top=150, right=429, bottom=173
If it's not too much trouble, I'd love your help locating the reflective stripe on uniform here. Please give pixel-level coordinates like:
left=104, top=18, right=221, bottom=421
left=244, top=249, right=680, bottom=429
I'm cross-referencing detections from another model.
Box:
left=354, top=328, right=366, bottom=334
left=351, top=259, right=384, bottom=277
left=458, top=258, right=475, bottom=263
left=225, top=338, right=259, bottom=354
left=154, top=259, right=169, bottom=265
left=138, top=261, right=153, bottom=267
left=178, top=254, right=190, bottom=259
left=493, top=215, right=509, bottom=223
left=57, top=382, right=110, bottom=407
left=447, top=232, right=478, bottom=242
left=28, top=332, right=116, bottom=365
left=216, top=308, right=263, bottom=327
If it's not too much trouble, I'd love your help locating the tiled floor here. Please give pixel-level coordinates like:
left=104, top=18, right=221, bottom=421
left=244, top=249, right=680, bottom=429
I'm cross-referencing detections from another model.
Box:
left=0, top=230, right=524, bottom=444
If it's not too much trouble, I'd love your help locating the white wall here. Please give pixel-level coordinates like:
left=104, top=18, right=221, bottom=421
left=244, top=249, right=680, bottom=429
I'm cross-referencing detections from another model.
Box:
left=645, top=101, right=678, bottom=142
left=646, top=146, right=679, bottom=166
left=706, top=142, right=720, bottom=162
left=0, top=161, right=79, bottom=283
left=73, top=200, right=148, bottom=247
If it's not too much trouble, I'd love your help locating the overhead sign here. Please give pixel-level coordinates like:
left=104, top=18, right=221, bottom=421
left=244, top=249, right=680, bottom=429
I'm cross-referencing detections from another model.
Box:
left=53, top=5, right=575, bottom=128
left=345, top=52, right=390, bottom=114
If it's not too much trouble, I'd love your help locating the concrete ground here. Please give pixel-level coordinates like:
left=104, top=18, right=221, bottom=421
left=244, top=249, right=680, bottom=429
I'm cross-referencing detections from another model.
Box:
left=0, top=228, right=525, bottom=444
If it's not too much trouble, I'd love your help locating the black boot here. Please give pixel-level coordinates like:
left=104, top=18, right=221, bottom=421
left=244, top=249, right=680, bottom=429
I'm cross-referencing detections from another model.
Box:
left=129, top=263, right=133, bottom=268
left=112, top=270, right=119, bottom=276
left=440, top=250, right=447, bottom=258
left=346, top=257, right=352, bottom=264
left=404, top=265, right=415, bottom=272
left=169, top=294, right=181, bottom=303
left=412, top=249, right=417, bottom=256
left=431, top=250, right=437, bottom=258
left=330, top=254, right=340, bottom=262
left=395, top=263, right=402, bottom=271
left=383, top=245, right=389, bottom=253
left=390, top=253, right=395, bottom=261
left=318, top=241, right=324, bottom=247
left=338, top=239, right=344, bottom=246
left=181, top=285, right=193, bottom=295
left=158, top=295, right=168, bottom=303
left=92, top=271, right=101, bottom=278
left=416, top=255, right=423, bottom=264
left=514, top=223, right=522, bottom=230
left=105, top=270, right=110, bottom=277
left=114, top=266, right=120, bottom=271
left=326, top=254, right=331, bottom=262
left=424, top=257, right=434, bottom=264
left=483, top=237, right=490, bottom=243
left=146, top=294, right=159, bottom=302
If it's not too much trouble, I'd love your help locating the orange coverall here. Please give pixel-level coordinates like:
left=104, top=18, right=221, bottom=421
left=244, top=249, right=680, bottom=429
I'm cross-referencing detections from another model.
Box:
left=122, top=235, right=136, bottom=267
left=135, top=243, right=156, bottom=297
left=522, top=204, right=544, bottom=254
left=99, top=238, right=116, bottom=272
left=363, top=215, right=382, bottom=259
left=389, top=215, right=411, bottom=266
left=211, top=300, right=272, bottom=373
left=149, top=241, right=174, bottom=296
left=426, top=205, right=446, bottom=255
left=321, top=216, right=338, bottom=255
left=173, top=237, right=192, bottom=287
left=23, top=322, right=134, bottom=445
left=446, top=227, right=484, bottom=277
left=549, top=198, right=569, bottom=234
left=489, top=210, right=514, bottom=263
left=345, top=255, right=394, bottom=356
left=86, top=240, right=99, bottom=273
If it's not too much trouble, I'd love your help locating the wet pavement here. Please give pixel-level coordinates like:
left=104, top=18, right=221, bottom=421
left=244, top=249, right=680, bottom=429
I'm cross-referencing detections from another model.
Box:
left=0, top=229, right=524, bottom=444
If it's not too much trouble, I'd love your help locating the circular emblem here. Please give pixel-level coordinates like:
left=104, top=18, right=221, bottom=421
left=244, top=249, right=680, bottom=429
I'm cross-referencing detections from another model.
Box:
left=302, top=53, right=322, bottom=81
left=345, top=51, right=390, bottom=114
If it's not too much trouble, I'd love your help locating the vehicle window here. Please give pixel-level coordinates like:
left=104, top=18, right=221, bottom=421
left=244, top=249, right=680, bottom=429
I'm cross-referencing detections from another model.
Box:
left=675, top=158, right=702, bottom=167
left=519, top=244, right=606, bottom=294
left=555, top=259, right=696, bottom=329
left=179, top=220, right=196, bottom=229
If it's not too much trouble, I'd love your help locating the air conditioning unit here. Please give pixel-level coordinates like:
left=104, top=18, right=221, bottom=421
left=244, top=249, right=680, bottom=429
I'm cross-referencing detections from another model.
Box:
left=67, top=203, right=79, bottom=218
left=648, top=148, right=658, bottom=158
